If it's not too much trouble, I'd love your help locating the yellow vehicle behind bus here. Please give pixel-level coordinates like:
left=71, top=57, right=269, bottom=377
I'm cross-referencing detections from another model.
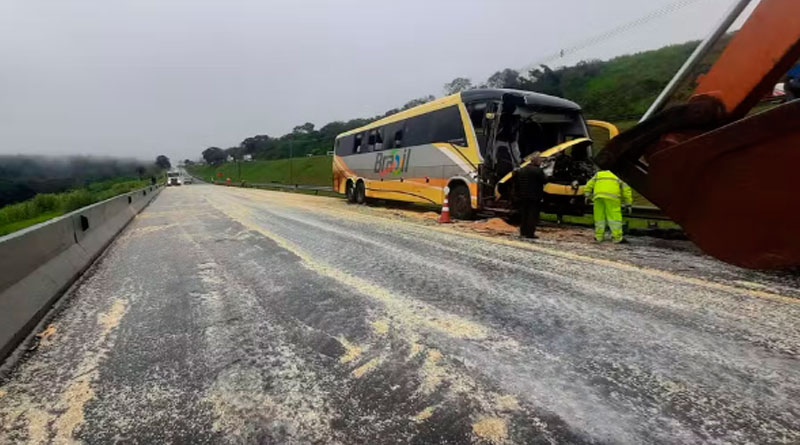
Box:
left=333, top=88, right=616, bottom=219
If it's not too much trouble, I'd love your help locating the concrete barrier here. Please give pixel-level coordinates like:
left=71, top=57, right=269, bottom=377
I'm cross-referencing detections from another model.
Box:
left=0, top=185, right=162, bottom=361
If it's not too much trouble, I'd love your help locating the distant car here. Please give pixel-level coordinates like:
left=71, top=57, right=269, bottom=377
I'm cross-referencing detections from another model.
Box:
left=183, top=177, right=193, bottom=184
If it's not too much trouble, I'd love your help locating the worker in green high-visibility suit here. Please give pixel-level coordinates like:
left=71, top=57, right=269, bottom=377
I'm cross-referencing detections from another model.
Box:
left=584, top=170, right=633, bottom=243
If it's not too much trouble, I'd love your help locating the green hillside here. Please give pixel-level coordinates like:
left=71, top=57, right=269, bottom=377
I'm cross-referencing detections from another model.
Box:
left=553, top=42, right=698, bottom=121
left=187, top=156, right=332, bottom=187
left=198, top=40, right=698, bottom=164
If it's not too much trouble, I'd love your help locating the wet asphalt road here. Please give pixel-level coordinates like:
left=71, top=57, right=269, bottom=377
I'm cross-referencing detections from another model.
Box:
left=1, top=184, right=799, bottom=444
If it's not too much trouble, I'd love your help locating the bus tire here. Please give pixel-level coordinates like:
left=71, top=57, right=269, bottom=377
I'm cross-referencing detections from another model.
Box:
left=346, top=180, right=356, bottom=203
left=355, top=181, right=367, bottom=205
left=449, top=183, right=472, bottom=220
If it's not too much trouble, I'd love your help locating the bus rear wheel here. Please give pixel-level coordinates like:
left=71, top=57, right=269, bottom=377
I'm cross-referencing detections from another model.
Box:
left=448, top=183, right=472, bottom=220
left=355, top=181, right=367, bottom=205
left=346, top=181, right=356, bottom=203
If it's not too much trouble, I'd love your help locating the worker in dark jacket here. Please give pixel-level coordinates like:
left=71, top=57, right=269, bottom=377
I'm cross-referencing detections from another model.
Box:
left=515, top=155, right=547, bottom=239
left=787, top=76, right=800, bottom=100
left=787, top=64, right=800, bottom=100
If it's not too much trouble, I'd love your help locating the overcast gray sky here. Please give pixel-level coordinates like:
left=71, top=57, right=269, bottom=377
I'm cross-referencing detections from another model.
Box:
left=0, top=0, right=738, bottom=161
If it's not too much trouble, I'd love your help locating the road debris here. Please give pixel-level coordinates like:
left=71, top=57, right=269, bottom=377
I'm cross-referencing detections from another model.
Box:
left=1, top=185, right=797, bottom=444
left=472, top=417, right=509, bottom=443
left=35, top=324, right=57, bottom=346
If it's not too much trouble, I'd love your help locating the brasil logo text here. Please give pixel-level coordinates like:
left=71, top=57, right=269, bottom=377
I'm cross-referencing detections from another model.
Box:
left=374, top=149, right=411, bottom=177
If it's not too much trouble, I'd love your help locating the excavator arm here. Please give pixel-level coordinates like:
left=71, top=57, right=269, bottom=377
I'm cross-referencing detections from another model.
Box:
left=596, top=0, right=800, bottom=269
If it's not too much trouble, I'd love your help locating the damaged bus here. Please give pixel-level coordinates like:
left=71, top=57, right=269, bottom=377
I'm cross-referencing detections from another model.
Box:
left=332, top=88, right=616, bottom=219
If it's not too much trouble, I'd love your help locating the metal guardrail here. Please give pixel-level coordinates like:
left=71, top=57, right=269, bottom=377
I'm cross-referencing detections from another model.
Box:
left=630, top=205, right=670, bottom=221
left=247, top=182, right=334, bottom=192
left=187, top=172, right=334, bottom=194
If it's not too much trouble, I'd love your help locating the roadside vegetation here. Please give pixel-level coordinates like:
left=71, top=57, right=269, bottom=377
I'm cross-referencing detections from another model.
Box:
left=0, top=177, right=152, bottom=237
left=187, top=156, right=332, bottom=187
left=0, top=155, right=166, bottom=208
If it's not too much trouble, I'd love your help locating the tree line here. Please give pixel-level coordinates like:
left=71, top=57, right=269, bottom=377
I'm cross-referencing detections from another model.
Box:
left=0, top=155, right=168, bottom=208
left=198, top=93, right=440, bottom=165
left=199, top=40, right=700, bottom=165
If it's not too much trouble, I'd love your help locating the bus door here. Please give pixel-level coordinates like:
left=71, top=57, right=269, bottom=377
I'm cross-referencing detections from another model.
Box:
left=466, top=101, right=501, bottom=205
left=484, top=93, right=528, bottom=186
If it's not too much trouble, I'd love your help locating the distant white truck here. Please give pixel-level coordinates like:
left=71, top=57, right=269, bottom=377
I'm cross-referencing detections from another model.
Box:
left=167, top=171, right=182, bottom=186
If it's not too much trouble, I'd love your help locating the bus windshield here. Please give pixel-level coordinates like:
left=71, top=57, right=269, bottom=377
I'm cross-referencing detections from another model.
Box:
left=502, top=108, right=587, bottom=159
left=486, top=105, right=588, bottom=184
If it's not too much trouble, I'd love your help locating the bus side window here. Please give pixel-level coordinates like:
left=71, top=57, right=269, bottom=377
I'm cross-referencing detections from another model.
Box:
left=384, top=122, right=402, bottom=149
left=405, top=113, right=433, bottom=147
left=353, top=134, right=363, bottom=154
left=467, top=102, right=491, bottom=156
left=367, top=130, right=376, bottom=152
left=336, top=136, right=353, bottom=156
left=375, top=129, right=384, bottom=151
left=393, top=128, right=404, bottom=148
left=431, top=106, right=466, bottom=145
left=467, top=102, right=486, bottom=129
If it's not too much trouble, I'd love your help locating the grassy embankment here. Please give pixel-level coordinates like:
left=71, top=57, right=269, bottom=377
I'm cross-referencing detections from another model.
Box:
left=0, top=178, right=152, bottom=236
left=187, top=156, right=332, bottom=187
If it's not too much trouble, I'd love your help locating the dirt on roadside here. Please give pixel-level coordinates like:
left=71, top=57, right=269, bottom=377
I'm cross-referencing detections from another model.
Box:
left=469, top=218, right=517, bottom=235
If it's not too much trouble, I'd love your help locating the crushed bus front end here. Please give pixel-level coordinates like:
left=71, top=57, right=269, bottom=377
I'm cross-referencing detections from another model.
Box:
left=464, top=89, right=605, bottom=217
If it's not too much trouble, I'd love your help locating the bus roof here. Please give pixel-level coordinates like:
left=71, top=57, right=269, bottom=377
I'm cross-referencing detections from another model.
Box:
left=336, top=88, right=581, bottom=139
left=461, top=88, right=581, bottom=111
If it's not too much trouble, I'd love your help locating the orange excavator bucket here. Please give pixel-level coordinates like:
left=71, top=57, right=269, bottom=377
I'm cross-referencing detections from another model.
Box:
left=597, top=0, right=800, bottom=269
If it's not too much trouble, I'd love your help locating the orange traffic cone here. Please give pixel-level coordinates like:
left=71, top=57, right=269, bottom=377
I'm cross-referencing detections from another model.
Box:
left=438, top=187, right=452, bottom=224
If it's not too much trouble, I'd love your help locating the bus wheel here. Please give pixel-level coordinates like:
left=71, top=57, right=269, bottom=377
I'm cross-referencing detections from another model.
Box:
left=355, top=181, right=367, bottom=204
left=449, top=183, right=472, bottom=220
left=346, top=180, right=356, bottom=203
